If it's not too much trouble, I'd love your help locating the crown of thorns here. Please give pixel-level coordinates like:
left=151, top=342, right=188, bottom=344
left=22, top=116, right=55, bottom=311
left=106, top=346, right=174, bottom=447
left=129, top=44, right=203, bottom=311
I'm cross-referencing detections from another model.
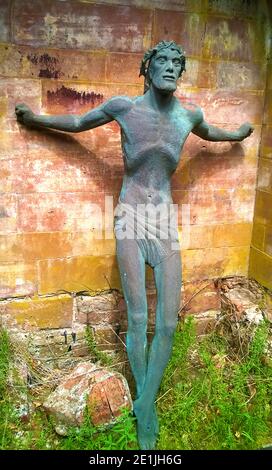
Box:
left=139, top=41, right=186, bottom=79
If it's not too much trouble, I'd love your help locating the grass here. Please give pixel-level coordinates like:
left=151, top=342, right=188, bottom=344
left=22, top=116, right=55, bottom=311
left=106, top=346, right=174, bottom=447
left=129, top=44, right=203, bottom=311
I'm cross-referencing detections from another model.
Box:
left=0, top=317, right=271, bottom=450
left=157, top=317, right=272, bottom=450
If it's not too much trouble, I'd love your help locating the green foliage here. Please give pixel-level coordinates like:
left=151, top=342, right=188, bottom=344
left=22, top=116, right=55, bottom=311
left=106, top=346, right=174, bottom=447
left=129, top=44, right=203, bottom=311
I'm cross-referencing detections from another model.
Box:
left=61, top=407, right=137, bottom=450
left=1, top=318, right=272, bottom=450
left=157, top=318, right=272, bottom=450
left=85, top=325, right=113, bottom=367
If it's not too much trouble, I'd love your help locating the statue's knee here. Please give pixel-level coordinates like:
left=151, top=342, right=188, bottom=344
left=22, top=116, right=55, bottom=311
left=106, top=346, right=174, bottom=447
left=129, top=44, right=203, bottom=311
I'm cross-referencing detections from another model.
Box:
left=127, top=309, right=147, bottom=331
left=157, top=320, right=177, bottom=338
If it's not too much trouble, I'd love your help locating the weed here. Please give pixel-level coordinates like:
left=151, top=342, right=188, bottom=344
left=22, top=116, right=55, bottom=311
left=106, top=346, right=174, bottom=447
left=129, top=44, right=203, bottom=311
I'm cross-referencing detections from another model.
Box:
left=85, top=325, right=113, bottom=367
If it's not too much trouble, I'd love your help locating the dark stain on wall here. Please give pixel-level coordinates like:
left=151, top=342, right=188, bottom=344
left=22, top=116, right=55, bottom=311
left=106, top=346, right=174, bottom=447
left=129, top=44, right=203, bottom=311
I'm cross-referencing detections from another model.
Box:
left=26, top=52, right=62, bottom=79
left=47, top=85, right=104, bottom=106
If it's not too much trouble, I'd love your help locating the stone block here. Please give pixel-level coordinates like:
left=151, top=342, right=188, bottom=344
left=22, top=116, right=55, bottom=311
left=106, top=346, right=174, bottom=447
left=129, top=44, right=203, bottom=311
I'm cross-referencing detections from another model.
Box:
left=264, top=91, right=272, bottom=125
left=203, top=16, right=264, bottom=62
left=76, top=293, right=121, bottom=325
left=41, top=80, right=142, bottom=114
left=207, top=0, right=258, bottom=18
left=0, top=194, right=17, bottom=233
left=174, top=188, right=255, bottom=225
left=17, top=192, right=105, bottom=233
left=186, top=153, right=258, bottom=191
left=153, top=11, right=205, bottom=57
left=43, top=362, right=132, bottom=430
left=0, top=262, right=37, bottom=298
left=106, top=52, right=143, bottom=85
left=13, top=0, right=152, bottom=52
left=249, top=247, right=272, bottom=291
left=212, top=223, right=252, bottom=248
left=38, top=255, right=120, bottom=295
left=260, top=126, right=272, bottom=159
left=264, top=225, right=272, bottom=257
left=216, top=61, right=266, bottom=90
left=181, top=280, right=220, bottom=314
left=251, top=222, right=265, bottom=251
left=182, top=246, right=249, bottom=282
left=9, top=153, right=104, bottom=194
left=176, top=88, right=264, bottom=126
left=0, top=44, right=107, bottom=82
left=254, top=190, right=272, bottom=226
left=6, top=295, right=73, bottom=329
left=257, top=159, right=272, bottom=193
left=193, top=313, right=218, bottom=336
left=0, top=0, right=10, bottom=42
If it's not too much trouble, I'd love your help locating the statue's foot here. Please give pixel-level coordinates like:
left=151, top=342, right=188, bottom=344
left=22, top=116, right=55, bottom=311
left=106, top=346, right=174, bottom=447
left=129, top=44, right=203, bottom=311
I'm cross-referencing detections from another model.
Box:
left=133, top=398, right=159, bottom=450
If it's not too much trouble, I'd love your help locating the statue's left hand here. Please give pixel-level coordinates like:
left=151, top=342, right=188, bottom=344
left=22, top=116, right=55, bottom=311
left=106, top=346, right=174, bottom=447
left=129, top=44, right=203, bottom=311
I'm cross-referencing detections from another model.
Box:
left=15, top=103, right=34, bottom=126
left=237, top=122, right=254, bottom=141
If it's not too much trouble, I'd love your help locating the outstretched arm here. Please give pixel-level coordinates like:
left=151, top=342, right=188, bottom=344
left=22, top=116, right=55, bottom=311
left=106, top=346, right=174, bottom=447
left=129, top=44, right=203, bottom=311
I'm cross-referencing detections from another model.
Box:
left=192, top=115, right=254, bottom=142
left=15, top=101, right=115, bottom=132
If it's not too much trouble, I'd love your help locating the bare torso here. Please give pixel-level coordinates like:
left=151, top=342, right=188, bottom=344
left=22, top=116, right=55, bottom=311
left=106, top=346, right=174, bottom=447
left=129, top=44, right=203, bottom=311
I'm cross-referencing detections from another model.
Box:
left=107, top=95, right=201, bottom=207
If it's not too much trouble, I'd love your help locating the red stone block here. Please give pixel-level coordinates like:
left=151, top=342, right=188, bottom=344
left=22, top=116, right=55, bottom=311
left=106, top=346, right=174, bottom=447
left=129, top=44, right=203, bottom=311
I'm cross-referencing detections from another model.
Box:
left=18, top=192, right=105, bottom=233
left=173, top=188, right=255, bottom=225
left=9, top=154, right=105, bottom=194
left=0, top=44, right=107, bottom=82
left=181, top=280, right=220, bottom=314
left=203, top=16, right=264, bottom=62
left=42, top=80, right=142, bottom=114
left=153, top=11, right=205, bottom=57
left=13, top=0, right=152, bottom=52
left=0, top=194, right=17, bottom=233
left=0, top=0, right=10, bottom=42
left=187, top=153, right=257, bottom=191
left=176, top=88, right=264, bottom=125
left=106, top=52, right=143, bottom=85
left=0, top=78, right=41, bottom=133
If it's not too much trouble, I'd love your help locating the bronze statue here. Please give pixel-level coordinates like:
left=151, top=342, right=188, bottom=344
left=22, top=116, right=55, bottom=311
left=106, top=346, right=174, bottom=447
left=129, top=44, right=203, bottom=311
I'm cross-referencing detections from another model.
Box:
left=15, top=41, right=253, bottom=450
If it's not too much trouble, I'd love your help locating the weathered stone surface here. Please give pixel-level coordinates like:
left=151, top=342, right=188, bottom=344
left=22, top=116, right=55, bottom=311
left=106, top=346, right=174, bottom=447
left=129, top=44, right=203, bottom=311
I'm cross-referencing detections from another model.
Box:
left=176, top=88, right=264, bottom=126
left=222, top=285, right=263, bottom=324
left=216, top=61, right=266, bottom=90
left=257, top=158, right=272, bottom=193
left=207, top=0, right=258, bottom=18
left=0, top=0, right=10, bottom=42
left=5, top=295, right=73, bottom=329
left=13, top=0, right=152, bottom=52
left=43, top=362, right=132, bottom=431
left=183, top=246, right=250, bottom=282
left=0, top=194, right=17, bottom=232
left=203, top=16, right=264, bottom=62
left=249, top=248, right=272, bottom=291
left=38, top=255, right=120, bottom=295
left=41, top=80, right=141, bottom=114
left=193, top=312, right=218, bottom=336
left=76, top=293, right=121, bottom=324
left=251, top=222, right=265, bottom=251
left=254, top=190, right=272, bottom=226
left=0, top=44, right=107, bottom=82
left=0, top=262, right=37, bottom=298
left=18, top=192, right=105, bottom=233
left=181, top=280, right=220, bottom=315
left=153, top=11, right=205, bottom=57
left=260, top=125, right=272, bottom=159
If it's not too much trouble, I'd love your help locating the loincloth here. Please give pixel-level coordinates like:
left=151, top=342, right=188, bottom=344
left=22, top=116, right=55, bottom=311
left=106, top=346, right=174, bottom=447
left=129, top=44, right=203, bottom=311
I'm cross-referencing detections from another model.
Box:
left=114, top=201, right=180, bottom=268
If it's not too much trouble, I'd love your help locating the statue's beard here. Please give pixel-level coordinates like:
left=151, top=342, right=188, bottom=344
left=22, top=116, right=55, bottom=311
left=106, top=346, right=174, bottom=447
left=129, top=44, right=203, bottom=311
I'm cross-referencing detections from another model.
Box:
left=151, top=78, right=177, bottom=93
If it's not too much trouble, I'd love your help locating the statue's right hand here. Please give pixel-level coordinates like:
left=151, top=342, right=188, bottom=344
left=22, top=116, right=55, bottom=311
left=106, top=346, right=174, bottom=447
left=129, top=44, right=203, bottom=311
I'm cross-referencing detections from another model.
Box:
left=15, top=103, right=34, bottom=125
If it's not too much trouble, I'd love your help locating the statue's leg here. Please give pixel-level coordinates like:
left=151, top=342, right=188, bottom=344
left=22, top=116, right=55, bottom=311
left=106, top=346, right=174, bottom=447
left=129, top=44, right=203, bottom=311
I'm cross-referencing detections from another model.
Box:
left=133, top=250, right=181, bottom=449
left=116, top=237, right=148, bottom=398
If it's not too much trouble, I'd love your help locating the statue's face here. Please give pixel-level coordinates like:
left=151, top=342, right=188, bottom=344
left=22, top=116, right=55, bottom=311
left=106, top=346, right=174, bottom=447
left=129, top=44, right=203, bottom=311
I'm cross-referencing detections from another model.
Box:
left=149, top=48, right=182, bottom=93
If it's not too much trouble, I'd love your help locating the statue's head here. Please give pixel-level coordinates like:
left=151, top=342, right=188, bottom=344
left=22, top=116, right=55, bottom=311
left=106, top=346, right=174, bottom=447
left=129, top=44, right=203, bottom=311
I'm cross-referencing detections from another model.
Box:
left=140, top=41, right=186, bottom=93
